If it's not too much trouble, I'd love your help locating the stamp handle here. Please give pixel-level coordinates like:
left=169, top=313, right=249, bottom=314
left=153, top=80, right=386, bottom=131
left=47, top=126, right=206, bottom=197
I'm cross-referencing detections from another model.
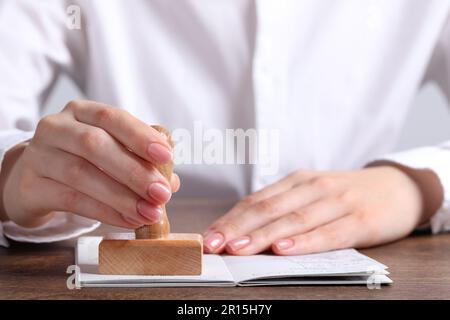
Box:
left=135, top=125, right=173, bottom=239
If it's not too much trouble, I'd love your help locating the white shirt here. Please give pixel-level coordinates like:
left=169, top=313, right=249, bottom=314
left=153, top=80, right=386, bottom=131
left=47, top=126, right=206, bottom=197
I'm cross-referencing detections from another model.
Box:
left=1, top=0, right=450, bottom=246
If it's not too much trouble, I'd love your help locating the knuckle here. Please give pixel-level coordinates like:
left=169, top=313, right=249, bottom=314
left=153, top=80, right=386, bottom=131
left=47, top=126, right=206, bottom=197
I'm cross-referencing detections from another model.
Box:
left=94, top=106, right=128, bottom=127
left=311, top=176, right=338, bottom=191
left=338, top=190, right=358, bottom=206
left=36, top=115, right=58, bottom=138
left=222, top=221, right=241, bottom=235
left=63, top=100, right=81, bottom=112
left=79, top=129, right=107, bottom=154
left=291, top=210, right=308, bottom=226
left=240, top=195, right=257, bottom=207
left=256, top=199, right=277, bottom=217
left=94, top=106, right=116, bottom=126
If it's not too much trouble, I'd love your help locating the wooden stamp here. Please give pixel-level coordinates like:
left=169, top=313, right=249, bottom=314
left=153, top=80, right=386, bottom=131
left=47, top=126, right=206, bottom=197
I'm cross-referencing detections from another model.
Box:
left=98, top=126, right=203, bottom=275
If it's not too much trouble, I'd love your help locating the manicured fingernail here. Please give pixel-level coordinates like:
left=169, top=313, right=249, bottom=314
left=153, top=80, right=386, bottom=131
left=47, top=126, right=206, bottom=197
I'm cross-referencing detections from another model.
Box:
left=147, top=143, right=173, bottom=163
left=148, top=182, right=172, bottom=203
left=204, top=232, right=225, bottom=253
left=137, top=200, right=162, bottom=222
left=274, top=239, right=294, bottom=251
left=227, top=236, right=251, bottom=252
left=123, top=216, right=143, bottom=227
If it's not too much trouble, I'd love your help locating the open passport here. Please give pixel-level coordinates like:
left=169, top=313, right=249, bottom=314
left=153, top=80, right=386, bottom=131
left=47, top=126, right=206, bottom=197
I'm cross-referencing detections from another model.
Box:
left=75, top=236, right=392, bottom=287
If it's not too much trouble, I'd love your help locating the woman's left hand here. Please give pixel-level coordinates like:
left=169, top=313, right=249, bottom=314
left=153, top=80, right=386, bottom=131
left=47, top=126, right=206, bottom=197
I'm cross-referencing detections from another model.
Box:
left=203, top=165, right=442, bottom=255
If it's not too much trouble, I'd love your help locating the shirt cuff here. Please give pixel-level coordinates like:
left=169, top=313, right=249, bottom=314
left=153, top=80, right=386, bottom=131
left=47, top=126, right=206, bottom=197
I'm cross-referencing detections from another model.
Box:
left=2, top=211, right=100, bottom=244
left=376, top=145, right=450, bottom=234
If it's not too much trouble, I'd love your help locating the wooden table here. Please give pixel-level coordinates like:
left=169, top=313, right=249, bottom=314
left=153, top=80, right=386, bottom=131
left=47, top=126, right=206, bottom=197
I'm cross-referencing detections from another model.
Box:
left=1, top=198, right=450, bottom=299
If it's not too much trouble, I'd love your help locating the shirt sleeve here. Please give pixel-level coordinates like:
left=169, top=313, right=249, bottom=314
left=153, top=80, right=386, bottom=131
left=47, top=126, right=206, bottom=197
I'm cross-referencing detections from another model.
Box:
left=0, top=0, right=97, bottom=247
left=378, top=143, right=450, bottom=234
left=1, top=213, right=100, bottom=246
left=377, top=15, right=450, bottom=234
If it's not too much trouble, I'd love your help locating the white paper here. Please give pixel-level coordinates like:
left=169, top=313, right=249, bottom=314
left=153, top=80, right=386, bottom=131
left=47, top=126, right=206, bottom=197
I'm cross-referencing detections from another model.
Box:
left=222, top=249, right=388, bottom=283
left=75, top=236, right=392, bottom=287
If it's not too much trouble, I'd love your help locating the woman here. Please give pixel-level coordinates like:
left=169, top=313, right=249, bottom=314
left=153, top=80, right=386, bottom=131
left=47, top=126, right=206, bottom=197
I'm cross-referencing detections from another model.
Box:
left=0, top=0, right=449, bottom=255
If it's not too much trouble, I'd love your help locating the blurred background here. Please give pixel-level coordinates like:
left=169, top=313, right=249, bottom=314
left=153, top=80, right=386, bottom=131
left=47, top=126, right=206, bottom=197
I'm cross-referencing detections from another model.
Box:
left=43, top=76, right=450, bottom=152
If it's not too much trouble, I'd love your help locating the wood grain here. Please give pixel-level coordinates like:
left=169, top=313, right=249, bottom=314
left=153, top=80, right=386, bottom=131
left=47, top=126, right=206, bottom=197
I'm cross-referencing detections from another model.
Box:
left=1, top=198, right=450, bottom=299
left=99, top=234, right=202, bottom=275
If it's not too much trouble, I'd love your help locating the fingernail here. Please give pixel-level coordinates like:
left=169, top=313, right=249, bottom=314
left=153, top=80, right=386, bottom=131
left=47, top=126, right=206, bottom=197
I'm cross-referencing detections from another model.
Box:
left=123, top=216, right=143, bottom=227
left=274, top=239, right=294, bottom=251
left=147, top=143, right=173, bottom=163
left=227, top=236, right=251, bottom=252
left=203, top=232, right=225, bottom=253
left=148, top=182, right=172, bottom=203
left=137, top=200, right=163, bottom=222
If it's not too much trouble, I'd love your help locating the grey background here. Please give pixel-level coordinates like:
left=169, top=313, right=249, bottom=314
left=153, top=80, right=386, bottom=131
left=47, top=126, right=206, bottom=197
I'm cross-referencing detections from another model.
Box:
left=43, top=76, right=450, bottom=151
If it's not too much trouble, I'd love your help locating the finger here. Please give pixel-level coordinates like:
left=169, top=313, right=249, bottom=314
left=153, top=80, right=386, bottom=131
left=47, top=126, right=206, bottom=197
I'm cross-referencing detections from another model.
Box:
left=34, top=116, right=172, bottom=205
left=170, top=173, right=180, bottom=193
left=225, top=197, right=351, bottom=255
left=204, top=183, right=328, bottom=253
left=64, top=100, right=173, bottom=164
left=204, top=171, right=315, bottom=235
left=271, top=215, right=360, bottom=256
left=27, top=177, right=141, bottom=228
left=31, top=146, right=162, bottom=225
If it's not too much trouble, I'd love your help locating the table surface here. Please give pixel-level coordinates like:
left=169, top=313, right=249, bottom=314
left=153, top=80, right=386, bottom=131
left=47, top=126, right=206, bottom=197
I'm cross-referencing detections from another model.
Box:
left=1, top=198, right=450, bottom=300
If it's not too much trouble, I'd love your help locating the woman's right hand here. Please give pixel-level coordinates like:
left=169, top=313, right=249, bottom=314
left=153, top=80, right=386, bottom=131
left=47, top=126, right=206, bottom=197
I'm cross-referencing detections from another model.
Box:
left=0, top=100, right=180, bottom=228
